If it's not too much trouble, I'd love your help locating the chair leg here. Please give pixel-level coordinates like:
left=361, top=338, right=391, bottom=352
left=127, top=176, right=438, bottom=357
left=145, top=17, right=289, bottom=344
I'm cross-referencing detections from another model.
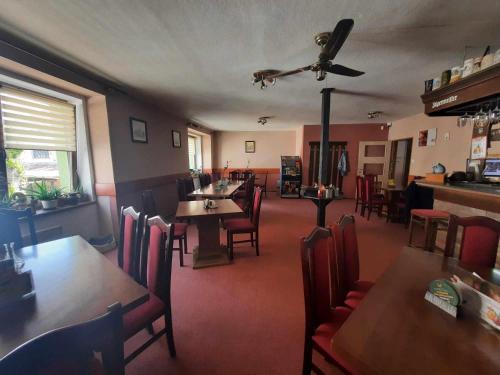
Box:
left=229, top=231, right=234, bottom=260
left=302, top=338, right=313, bottom=375
left=146, top=323, right=154, bottom=335
left=355, top=199, right=358, bottom=213
left=408, top=215, right=415, bottom=246
left=423, top=218, right=432, bottom=251
left=250, top=232, right=254, bottom=247
left=164, top=310, right=176, bottom=358
left=255, top=231, right=259, bottom=256
left=183, top=234, right=188, bottom=254
left=367, top=205, right=372, bottom=220
left=178, top=239, right=184, bottom=267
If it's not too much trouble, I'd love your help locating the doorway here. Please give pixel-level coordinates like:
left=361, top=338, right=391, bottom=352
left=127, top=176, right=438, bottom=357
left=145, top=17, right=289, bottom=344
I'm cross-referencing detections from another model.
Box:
left=357, top=141, right=392, bottom=187
left=388, top=138, right=412, bottom=187
left=308, top=141, right=347, bottom=191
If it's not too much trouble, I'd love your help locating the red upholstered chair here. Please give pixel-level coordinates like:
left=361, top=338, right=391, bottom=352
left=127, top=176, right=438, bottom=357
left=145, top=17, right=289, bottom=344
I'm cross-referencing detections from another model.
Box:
left=0, top=303, right=124, bottom=374
left=141, top=190, right=188, bottom=266
left=444, top=215, right=500, bottom=268
left=124, top=216, right=176, bottom=363
left=300, top=227, right=354, bottom=375
left=255, top=172, right=268, bottom=198
left=363, top=174, right=386, bottom=220
left=354, top=175, right=366, bottom=215
left=118, top=206, right=144, bottom=282
left=334, top=215, right=375, bottom=310
left=226, top=187, right=263, bottom=260
left=211, top=172, right=221, bottom=182
left=234, top=174, right=255, bottom=215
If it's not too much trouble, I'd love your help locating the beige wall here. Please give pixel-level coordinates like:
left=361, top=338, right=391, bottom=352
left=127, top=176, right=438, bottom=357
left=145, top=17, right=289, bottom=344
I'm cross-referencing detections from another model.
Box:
left=106, top=92, right=188, bottom=182
left=389, top=113, right=472, bottom=176
left=213, top=130, right=296, bottom=168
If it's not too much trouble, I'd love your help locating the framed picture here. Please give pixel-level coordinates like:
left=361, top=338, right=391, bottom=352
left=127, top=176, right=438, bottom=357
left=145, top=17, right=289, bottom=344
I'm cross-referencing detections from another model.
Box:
left=172, top=130, right=181, bottom=148
left=129, top=117, right=148, bottom=143
left=245, top=140, right=255, bottom=153
left=471, top=136, right=487, bottom=159
left=427, top=128, right=437, bottom=146
left=418, top=130, right=428, bottom=147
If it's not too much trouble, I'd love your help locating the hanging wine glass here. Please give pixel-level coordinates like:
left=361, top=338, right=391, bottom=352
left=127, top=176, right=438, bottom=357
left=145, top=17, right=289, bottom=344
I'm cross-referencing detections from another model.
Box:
left=457, top=112, right=471, bottom=128
left=473, top=108, right=489, bottom=135
left=490, top=100, right=500, bottom=125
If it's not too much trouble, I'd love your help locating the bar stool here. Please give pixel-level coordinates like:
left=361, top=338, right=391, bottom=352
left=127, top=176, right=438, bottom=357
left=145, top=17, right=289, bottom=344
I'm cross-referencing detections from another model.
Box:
left=408, top=209, right=449, bottom=251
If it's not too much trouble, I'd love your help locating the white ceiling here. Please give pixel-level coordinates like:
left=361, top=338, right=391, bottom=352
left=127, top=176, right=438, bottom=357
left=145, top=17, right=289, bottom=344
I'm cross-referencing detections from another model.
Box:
left=0, top=0, right=499, bottom=131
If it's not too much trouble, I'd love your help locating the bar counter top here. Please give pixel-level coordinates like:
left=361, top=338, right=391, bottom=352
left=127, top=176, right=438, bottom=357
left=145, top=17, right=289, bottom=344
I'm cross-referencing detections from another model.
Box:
left=416, top=180, right=500, bottom=213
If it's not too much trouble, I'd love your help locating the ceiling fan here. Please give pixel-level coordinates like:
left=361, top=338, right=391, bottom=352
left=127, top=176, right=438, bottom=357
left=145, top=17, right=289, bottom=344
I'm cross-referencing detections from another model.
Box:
left=257, top=116, right=274, bottom=125
left=252, top=19, right=364, bottom=89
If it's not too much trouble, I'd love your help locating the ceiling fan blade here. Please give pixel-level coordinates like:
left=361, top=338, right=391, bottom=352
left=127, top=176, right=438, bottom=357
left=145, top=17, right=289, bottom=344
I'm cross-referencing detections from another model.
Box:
left=268, top=65, right=312, bottom=79
left=323, top=19, right=354, bottom=60
left=326, top=64, right=364, bottom=77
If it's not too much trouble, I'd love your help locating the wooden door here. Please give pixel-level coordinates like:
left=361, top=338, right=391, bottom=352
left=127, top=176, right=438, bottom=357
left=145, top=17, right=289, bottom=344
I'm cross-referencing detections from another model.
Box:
left=357, top=141, right=392, bottom=187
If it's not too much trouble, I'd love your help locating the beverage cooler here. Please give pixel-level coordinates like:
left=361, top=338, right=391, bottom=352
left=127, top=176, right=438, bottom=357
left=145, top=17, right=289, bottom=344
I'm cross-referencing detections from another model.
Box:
left=280, top=156, right=302, bottom=198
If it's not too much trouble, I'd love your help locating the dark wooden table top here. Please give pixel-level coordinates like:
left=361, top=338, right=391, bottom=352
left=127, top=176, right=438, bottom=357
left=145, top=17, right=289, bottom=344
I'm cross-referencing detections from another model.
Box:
left=188, top=180, right=245, bottom=198
left=176, top=199, right=243, bottom=219
left=0, top=236, right=149, bottom=359
left=331, top=247, right=500, bottom=375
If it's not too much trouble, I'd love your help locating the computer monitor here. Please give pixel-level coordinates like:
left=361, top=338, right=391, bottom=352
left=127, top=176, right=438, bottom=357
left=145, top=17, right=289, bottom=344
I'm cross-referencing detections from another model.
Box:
left=482, top=158, right=500, bottom=180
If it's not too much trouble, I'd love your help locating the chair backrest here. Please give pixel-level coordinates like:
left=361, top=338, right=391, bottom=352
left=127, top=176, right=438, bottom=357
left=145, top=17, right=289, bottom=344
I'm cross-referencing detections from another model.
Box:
left=336, top=215, right=359, bottom=293
left=242, top=170, right=253, bottom=181
left=211, top=172, right=221, bottom=182
left=444, top=215, right=500, bottom=268
left=141, top=190, right=158, bottom=217
left=118, top=206, right=144, bottom=281
left=356, top=176, right=365, bottom=202
left=251, top=187, right=263, bottom=227
left=300, top=227, right=343, bottom=332
left=140, top=216, right=174, bottom=302
left=229, top=170, right=240, bottom=180
left=0, top=208, right=38, bottom=250
left=184, top=178, right=195, bottom=194
left=246, top=175, right=255, bottom=200
left=364, top=175, right=377, bottom=203
left=0, top=303, right=124, bottom=375
left=176, top=179, right=187, bottom=201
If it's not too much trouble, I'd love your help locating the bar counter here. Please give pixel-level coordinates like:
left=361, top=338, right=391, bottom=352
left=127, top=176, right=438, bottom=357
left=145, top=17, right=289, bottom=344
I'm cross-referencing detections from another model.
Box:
left=416, top=180, right=500, bottom=215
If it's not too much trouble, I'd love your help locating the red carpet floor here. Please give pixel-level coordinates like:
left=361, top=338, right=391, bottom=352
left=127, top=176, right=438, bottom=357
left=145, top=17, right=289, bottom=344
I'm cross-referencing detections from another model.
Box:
left=108, top=195, right=412, bottom=374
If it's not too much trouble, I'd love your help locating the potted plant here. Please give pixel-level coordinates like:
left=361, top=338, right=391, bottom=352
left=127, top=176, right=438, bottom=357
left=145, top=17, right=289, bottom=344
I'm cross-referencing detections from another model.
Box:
left=26, top=181, right=63, bottom=210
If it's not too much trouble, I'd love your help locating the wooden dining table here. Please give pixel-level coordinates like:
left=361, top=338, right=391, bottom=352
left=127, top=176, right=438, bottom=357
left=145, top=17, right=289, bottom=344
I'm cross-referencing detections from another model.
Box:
left=0, top=236, right=149, bottom=359
left=189, top=180, right=245, bottom=199
left=331, top=247, right=500, bottom=375
left=176, top=199, right=243, bottom=269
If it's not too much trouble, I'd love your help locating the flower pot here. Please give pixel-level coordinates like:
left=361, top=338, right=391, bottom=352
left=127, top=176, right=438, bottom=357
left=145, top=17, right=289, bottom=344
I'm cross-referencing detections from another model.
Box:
left=66, top=193, right=79, bottom=205
left=41, top=199, right=58, bottom=210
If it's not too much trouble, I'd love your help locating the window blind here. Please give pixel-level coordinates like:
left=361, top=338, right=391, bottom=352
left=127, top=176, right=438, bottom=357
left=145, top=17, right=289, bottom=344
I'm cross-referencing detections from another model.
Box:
left=0, top=86, right=76, bottom=151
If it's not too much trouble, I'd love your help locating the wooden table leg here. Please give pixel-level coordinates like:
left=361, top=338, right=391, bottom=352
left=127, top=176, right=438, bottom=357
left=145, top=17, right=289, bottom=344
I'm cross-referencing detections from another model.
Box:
left=192, top=215, right=230, bottom=269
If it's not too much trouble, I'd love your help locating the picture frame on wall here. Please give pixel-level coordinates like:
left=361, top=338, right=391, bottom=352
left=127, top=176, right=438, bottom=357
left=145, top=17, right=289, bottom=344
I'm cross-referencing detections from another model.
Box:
left=129, top=117, right=148, bottom=143
left=245, top=140, right=255, bottom=153
left=172, top=130, right=181, bottom=148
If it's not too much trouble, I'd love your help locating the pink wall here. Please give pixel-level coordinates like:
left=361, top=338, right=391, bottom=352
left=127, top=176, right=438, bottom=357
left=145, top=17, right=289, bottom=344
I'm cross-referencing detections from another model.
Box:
left=302, top=124, right=389, bottom=198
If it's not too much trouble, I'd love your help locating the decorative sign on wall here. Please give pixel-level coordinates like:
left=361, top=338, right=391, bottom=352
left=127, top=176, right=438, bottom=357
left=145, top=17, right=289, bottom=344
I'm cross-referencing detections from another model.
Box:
left=172, top=130, right=181, bottom=148
left=418, top=128, right=437, bottom=147
left=129, top=117, right=148, bottom=143
left=471, top=137, right=487, bottom=159
left=245, top=140, right=255, bottom=153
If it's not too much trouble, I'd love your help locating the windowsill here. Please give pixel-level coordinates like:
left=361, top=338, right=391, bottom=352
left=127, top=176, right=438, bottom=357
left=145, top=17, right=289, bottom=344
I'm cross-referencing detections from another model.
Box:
left=33, top=200, right=96, bottom=218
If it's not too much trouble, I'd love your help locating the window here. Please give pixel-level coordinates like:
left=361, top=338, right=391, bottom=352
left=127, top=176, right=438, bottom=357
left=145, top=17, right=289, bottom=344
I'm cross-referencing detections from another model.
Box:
left=0, top=86, right=76, bottom=195
left=188, top=134, right=202, bottom=171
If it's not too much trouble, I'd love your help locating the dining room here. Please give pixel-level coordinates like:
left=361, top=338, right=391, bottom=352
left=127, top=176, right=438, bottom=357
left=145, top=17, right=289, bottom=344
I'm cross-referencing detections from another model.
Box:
left=1, top=1, right=500, bottom=375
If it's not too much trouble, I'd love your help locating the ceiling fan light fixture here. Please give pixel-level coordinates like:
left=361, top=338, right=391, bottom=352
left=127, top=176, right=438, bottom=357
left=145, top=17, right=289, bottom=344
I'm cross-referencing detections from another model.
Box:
left=316, top=70, right=326, bottom=81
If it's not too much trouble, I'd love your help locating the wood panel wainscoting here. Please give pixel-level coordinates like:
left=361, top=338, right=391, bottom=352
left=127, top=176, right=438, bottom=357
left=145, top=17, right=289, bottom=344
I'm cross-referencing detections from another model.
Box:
left=94, top=173, right=189, bottom=237
left=211, top=168, right=281, bottom=192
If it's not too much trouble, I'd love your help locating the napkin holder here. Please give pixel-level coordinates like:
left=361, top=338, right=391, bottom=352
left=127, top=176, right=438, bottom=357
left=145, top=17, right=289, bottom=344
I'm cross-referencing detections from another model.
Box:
left=0, top=255, right=35, bottom=309
left=424, top=279, right=461, bottom=318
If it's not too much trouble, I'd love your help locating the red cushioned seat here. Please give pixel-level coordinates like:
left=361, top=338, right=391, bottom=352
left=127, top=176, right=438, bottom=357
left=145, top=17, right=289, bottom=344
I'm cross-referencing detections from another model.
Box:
left=174, top=222, right=188, bottom=238
left=354, top=280, right=374, bottom=293
left=344, top=297, right=361, bottom=310
left=411, top=209, right=449, bottom=218
left=123, top=293, right=165, bottom=339
left=346, top=290, right=366, bottom=300
left=225, top=218, right=256, bottom=233
left=312, top=307, right=355, bottom=373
